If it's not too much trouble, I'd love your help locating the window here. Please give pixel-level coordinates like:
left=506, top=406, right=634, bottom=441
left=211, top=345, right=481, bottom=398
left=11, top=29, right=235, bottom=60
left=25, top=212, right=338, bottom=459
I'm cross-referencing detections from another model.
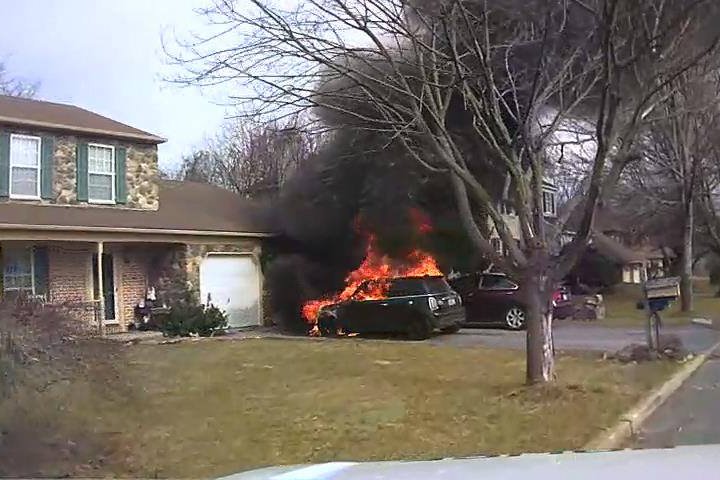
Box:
left=88, top=144, right=115, bottom=202
left=498, top=202, right=515, bottom=216
left=3, top=247, right=33, bottom=292
left=480, top=274, right=518, bottom=290
left=542, top=190, right=556, bottom=216
left=9, top=134, right=41, bottom=198
left=388, top=278, right=428, bottom=297
left=491, top=238, right=503, bottom=255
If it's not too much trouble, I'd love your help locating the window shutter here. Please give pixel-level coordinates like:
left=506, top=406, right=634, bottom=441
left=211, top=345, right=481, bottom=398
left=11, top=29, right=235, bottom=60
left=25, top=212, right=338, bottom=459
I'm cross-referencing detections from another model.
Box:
left=115, top=146, right=127, bottom=204
left=40, top=137, right=55, bottom=200
left=0, top=132, right=9, bottom=198
left=33, top=246, right=49, bottom=296
left=76, top=142, right=88, bottom=202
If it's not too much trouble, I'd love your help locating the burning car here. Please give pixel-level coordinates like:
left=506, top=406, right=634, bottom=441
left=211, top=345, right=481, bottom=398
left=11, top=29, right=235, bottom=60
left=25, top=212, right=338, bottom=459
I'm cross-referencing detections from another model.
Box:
left=316, top=275, right=465, bottom=340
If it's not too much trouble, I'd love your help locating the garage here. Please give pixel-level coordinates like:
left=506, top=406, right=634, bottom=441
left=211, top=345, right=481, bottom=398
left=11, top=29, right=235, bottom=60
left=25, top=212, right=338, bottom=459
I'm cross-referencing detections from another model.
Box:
left=199, top=254, right=261, bottom=328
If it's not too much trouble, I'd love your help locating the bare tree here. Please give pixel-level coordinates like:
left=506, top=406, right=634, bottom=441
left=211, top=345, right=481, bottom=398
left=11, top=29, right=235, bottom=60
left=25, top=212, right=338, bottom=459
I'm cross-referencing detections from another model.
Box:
left=623, top=69, right=720, bottom=312
left=171, top=0, right=720, bottom=383
left=0, top=61, right=38, bottom=98
left=177, top=117, right=317, bottom=198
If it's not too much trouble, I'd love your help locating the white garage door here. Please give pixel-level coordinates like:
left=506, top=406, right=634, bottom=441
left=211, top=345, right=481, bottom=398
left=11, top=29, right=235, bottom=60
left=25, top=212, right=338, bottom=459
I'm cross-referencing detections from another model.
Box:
left=200, top=254, right=261, bottom=328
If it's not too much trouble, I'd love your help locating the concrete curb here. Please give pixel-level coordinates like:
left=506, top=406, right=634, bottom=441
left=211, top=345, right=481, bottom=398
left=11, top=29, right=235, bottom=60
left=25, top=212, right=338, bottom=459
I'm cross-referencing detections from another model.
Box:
left=584, top=340, right=720, bottom=451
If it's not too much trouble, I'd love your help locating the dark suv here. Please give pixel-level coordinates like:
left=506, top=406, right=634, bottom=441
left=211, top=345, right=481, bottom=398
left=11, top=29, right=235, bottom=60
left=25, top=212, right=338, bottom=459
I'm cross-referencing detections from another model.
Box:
left=317, top=276, right=465, bottom=340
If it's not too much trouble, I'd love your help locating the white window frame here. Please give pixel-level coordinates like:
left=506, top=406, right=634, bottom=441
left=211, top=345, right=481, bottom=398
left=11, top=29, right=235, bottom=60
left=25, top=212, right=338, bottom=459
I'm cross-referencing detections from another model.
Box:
left=87, top=143, right=115, bottom=204
left=2, top=247, right=35, bottom=294
left=542, top=190, right=556, bottom=217
left=9, top=134, right=41, bottom=200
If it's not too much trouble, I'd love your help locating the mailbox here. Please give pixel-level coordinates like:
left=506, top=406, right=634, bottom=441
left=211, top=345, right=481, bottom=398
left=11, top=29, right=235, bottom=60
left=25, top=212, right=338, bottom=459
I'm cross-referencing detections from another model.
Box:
left=643, top=277, right=679, bottom=312
left=644, top=277, right=680, bottom=299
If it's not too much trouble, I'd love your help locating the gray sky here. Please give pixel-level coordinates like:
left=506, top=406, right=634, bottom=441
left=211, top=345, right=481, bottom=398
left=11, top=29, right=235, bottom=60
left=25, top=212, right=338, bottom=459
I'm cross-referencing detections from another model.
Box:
left=0, top=0, right=230, bottom=171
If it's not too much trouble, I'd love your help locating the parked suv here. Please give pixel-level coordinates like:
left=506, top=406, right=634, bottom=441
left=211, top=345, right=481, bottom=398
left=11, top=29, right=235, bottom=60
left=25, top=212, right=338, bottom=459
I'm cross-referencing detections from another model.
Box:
left=317, top=276, right=465, bottom=340
left=449, top=273, right=571, bottom=330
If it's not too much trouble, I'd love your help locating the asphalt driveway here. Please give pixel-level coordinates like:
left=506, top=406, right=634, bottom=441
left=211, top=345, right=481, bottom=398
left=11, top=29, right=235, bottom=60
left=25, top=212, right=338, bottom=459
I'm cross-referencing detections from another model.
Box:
left=430, top=322, right=720, bottom=354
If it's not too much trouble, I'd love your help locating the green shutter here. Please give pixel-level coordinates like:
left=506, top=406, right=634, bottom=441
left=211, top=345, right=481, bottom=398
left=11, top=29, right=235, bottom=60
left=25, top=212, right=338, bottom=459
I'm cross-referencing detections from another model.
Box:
left=0, top=132, right=9, bottom=198
left=76, top=142, right=88, bottom=202
left=40, top=137, right=54, bottom=200
left=33, top=246, right=49, bottom=296
left=115, top=146, right=127, bottom=204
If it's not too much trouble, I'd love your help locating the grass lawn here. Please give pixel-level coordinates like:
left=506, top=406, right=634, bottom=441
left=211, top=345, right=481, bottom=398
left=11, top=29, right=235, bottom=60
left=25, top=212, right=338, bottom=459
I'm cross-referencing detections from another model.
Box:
left=598, top=278, right=720, bottom=327
left=1, top=338, right=678, bottom=477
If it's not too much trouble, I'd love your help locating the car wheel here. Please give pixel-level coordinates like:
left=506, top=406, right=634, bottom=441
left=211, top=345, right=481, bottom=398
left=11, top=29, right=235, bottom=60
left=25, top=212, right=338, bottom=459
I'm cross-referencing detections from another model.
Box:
left=440, top=324, right=461, bottom=334
left=317, top=314, right=337, bottom=337
left=407, top=317, right=432, bottom=340
left=504, top=306, right=525, bottom=330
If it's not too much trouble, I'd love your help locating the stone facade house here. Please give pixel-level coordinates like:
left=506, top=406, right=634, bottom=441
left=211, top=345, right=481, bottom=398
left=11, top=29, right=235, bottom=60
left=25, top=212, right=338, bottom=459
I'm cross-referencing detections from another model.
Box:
left=0, top=95, right=273, bottom=331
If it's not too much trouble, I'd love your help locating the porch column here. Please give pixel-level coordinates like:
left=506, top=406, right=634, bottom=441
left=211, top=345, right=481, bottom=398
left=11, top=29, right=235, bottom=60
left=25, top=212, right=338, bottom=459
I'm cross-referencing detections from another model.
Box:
left=97, top=241, right=105, bottom=336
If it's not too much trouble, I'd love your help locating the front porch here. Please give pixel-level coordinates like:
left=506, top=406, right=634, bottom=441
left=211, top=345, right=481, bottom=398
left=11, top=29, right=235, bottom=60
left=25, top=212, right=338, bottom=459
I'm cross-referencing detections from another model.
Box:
left=0, top=233, right=266, bottom=332
left=0, top=240, right=177, bottom=332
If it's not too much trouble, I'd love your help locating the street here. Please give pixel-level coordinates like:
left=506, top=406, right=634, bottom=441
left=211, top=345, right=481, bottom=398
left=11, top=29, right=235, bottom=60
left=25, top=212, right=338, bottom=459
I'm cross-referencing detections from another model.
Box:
left=635, top=349, right=720, bottom=448
left=430, top=322, right=720, bottom=354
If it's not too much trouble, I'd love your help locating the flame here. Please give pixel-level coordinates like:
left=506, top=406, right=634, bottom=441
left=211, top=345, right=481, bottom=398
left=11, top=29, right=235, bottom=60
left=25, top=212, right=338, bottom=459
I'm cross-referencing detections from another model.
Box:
left=301, top=233, right=442, bottom=327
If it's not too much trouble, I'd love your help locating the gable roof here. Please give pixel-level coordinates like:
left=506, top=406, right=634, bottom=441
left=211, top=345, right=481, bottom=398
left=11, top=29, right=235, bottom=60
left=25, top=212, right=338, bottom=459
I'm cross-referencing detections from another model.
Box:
left=0, top=180, right=276, bottom=236
left=591, top=232, right=674, bottom=264
left=0, top=95, right=165, bottom=144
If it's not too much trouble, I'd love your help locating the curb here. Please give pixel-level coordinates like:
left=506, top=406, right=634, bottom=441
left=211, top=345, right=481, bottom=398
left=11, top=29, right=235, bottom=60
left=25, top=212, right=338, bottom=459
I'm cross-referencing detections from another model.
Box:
left=583, top=340, right=720, bottom=451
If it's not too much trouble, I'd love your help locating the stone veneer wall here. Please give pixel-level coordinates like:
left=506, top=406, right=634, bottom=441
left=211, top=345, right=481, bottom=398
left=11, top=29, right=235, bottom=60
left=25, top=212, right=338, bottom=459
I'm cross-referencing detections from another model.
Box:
left=126, top=145, right=159, bottom=210
left=26, top=132, right=159, bottom=210
left=53, top=136, right=78, bottom=204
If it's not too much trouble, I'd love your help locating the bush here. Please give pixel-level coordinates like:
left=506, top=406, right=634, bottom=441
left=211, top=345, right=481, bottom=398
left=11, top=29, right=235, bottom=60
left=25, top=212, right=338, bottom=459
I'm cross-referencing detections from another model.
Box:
left=160, top=303, right=228, bottom=337
left=0, top=296, right=92, bottom=398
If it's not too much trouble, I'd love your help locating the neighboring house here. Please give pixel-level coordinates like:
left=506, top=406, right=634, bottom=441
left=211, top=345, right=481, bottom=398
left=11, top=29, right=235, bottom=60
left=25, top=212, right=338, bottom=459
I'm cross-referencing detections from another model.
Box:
left=488, top=179, right=559, bottom=256
left=566, top=206, right=673, bottom=285
left=0, top=95, right=274, bottom=332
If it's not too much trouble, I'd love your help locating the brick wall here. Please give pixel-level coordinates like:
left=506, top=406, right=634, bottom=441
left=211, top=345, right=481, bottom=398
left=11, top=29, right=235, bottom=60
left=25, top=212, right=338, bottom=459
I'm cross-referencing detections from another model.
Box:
left=116, top=247, right=149, bottom=329
left=46, top=243, right=151, bottom=331
left=48, top=243, right=94, bottom=323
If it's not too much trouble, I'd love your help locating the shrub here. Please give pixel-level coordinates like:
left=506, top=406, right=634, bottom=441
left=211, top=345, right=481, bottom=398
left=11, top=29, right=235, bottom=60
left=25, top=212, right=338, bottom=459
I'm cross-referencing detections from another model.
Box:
left=0, top=296, right=92, bottom=398
left=160, top=303, right=228, bottom=337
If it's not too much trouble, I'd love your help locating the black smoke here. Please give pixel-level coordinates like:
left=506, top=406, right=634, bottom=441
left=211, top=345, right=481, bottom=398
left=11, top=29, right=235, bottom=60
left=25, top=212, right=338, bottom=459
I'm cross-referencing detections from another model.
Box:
left=263, top=0, right=720, bottom=332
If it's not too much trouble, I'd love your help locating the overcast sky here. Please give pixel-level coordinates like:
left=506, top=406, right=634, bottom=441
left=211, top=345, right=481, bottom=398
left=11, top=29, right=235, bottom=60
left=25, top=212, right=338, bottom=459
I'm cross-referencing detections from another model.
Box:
left=0, top=0, right=231, bottom=171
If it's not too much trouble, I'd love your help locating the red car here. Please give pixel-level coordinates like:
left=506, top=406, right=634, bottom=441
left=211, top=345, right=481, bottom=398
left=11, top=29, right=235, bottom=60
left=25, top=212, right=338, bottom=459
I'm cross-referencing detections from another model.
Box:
left=449, top=273, right=571, bottom=330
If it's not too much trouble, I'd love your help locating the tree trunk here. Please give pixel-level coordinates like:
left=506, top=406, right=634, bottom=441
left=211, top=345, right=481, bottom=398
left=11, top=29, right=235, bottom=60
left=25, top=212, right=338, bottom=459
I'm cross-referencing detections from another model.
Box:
left=680, top=200, right=694, bottom=312
left=525, top=271, right=555, bottom=384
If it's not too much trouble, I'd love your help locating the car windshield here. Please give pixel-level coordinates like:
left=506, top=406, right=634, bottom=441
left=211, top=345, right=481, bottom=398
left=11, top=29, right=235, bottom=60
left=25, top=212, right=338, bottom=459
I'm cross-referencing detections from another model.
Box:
left=423, top=277, right=453, bottom=294
left=387, top=278, right=428, bottom=297
left=481, top=275, right=517, bottom=290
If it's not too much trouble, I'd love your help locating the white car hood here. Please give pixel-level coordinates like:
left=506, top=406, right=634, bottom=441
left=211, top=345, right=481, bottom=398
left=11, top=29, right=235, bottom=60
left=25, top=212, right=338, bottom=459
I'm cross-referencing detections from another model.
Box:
left=220, top=444, right=720, bottom=479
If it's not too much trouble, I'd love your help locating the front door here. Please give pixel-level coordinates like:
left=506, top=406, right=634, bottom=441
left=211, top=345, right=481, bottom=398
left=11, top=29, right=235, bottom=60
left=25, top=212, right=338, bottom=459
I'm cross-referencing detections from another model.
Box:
left=92, top=253, right=116, bottom=321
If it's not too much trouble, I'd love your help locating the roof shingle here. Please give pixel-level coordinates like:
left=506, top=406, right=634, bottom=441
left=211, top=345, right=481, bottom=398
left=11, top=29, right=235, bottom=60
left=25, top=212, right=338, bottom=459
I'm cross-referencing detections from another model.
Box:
left=0, top=95, right=165, bottom=143
left=0, top=180, right=276, bottom=236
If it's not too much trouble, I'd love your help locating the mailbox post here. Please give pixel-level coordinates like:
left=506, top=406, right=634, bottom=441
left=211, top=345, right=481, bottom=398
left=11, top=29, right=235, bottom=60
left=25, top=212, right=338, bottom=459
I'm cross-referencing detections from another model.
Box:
left=642, top=276, right=680, bottom=351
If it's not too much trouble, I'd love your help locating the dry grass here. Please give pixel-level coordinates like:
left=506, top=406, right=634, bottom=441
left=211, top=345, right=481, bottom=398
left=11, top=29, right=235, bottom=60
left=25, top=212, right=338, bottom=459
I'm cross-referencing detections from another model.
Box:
left=599, top=279, right=720, bottom=327
left=1, top=338, right=678, bottom=478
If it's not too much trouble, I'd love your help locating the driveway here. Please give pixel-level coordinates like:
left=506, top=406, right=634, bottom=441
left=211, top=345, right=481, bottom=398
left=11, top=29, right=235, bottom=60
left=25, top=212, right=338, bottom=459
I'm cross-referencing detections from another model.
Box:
left=634, top=348, right=720, bottom=448
left=431, top=322, right=720, bottom=354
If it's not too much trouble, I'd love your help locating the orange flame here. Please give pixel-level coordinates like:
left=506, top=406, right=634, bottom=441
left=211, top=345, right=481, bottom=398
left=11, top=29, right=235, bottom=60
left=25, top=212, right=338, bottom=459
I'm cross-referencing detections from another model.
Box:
left=301, top=233, right=442, bottom=327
